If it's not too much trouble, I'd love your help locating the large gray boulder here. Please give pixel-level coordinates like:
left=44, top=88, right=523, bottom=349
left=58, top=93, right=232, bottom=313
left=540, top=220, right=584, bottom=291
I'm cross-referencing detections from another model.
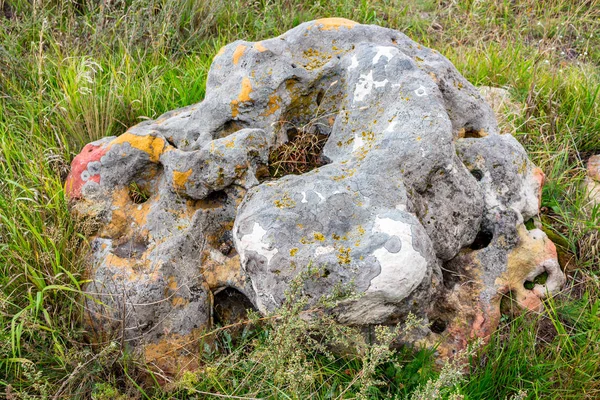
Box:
left=66, top=18, right=565, bottom=373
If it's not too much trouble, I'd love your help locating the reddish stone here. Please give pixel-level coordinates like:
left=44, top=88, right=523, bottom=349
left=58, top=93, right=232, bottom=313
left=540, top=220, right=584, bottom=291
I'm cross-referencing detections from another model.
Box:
left=64, top=142, right=108, bottom=199
left=588, top=155, right=600, bottom=182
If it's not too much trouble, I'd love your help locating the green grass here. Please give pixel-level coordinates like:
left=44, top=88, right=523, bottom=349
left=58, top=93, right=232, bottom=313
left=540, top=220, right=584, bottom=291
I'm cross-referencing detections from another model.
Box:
left=0, top=0, right=599, bottom=398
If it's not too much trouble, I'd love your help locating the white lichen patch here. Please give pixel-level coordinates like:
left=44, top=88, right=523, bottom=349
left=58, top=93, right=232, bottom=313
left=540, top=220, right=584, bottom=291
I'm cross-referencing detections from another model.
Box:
left=353, top=71, right=388, bottom=103
left=367, top=217, right=427, bottom=301
left=372, top=46, right=396, bottom=64
left=238, top=222, right=278, bottom=265
left=348, top=54, right=359, bottom=70
left=352, top=133, right=365, bottom=151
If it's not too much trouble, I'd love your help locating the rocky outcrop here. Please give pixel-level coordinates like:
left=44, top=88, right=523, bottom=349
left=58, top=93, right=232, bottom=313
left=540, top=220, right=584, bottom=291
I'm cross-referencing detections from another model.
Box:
left=65, top=18, right=565, bottom=374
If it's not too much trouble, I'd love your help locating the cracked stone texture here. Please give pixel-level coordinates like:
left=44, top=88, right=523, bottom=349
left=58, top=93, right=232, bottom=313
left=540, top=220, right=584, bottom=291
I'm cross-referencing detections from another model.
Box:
left=65, top=18, right=565, bottom=374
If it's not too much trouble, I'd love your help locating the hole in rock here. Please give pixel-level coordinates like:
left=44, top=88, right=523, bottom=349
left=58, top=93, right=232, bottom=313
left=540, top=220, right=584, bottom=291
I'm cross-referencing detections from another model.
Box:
left=269, top=126, right=329, bottom=178
left=198, top=190, right=228, bottom=209
left=316, top=89, right=325, bottom=106
left=128, top=182, right=151, bottom=204
left=213, top=120, right=248, bottom=140
left=470, top=169, right=484, bottom=181
left=524, top=271, right=548, bottom=290
left=468, top=228, right=493, bottom=250
left=213, top=287, right=257, bottom=326
left=286, top=126, right=299, bottom=141
left=430, top=319, right=447, bottom=334
left=462, top=127, right=486, bottom=138
left=524, top=218, right=536, bottom=230
left=441, top=261, right=462, bottom=289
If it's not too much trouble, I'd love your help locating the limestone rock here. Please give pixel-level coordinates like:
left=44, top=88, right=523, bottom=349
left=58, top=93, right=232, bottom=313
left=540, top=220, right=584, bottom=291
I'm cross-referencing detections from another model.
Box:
left=585, top=155, right=600, bottom=206
left=65, top=18, right=565, bottom=373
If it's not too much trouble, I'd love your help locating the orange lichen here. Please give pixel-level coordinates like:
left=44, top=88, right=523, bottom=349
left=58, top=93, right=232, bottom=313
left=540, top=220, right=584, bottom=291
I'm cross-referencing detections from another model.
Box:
left=201, top=254, right=246, bottom=290
left=172, top=297, right=189, bottom=307
left=261, top=93, right=281, bottom=116
left=143, top=332, right=202, bottom=378
left=101, top=187, right=155, bottom=238
left=109, top=133, right=166, bottom=163
left=254, top=42, right=268, bottom=52
left=167, top=276, right=178, bottom=292
left=314, top=18, right=357, bottom=31
left=233, top=44, right=247, bottom=65
left=173, top=169, right=193, bottom=189
left=238, top=77, right=253, bottom=102
left=215, top=46, right=226, bottom=58
left=230, top=77, right=253, bottom=117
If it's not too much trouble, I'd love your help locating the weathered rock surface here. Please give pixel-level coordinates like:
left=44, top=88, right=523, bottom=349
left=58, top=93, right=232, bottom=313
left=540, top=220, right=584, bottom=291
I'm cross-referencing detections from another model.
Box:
left=66, top=18, right=565, bottom=373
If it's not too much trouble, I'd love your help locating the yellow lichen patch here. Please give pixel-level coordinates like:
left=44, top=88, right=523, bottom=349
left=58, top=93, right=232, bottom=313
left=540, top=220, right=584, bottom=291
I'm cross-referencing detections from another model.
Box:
left=332, top=168, right=356, bottom=181
left=225, top=139, right=235, bottom=148
left=273, top=193, right=296, bottom=208
left=173, top=169, right=193, bottom=189
left=233, top=44, right=247, bottom=65
left=314, top=18, right=357, bottom=31
left=337, top=247, right=351, bottom=265
left=109, top=133, right=165, bottom=163
left=260, top=93, right=281, bottom=116
left=290, top=248, right=299, bottom=257
left=313, top=232, right=325, bottom=242
left=302, top=48, right=333, bottom=70
left=254, top=42, right=268, bottom=52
